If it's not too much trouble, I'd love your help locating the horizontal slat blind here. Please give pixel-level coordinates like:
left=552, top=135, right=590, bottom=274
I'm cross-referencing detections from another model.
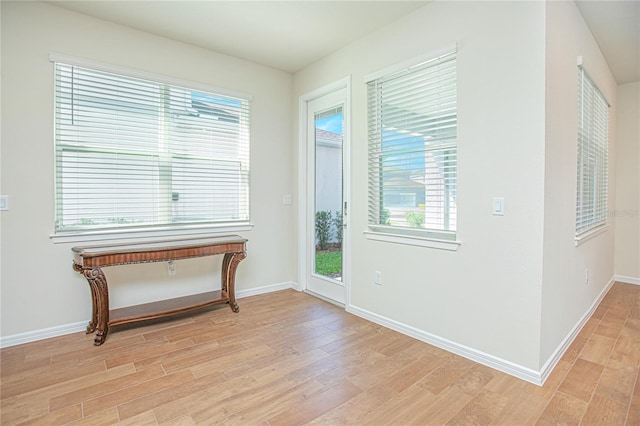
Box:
left=367, top=50, right=457, bottom=235
left=54, top=63, right=250, bottom=233
left=576, top=66, right=608, bottom=236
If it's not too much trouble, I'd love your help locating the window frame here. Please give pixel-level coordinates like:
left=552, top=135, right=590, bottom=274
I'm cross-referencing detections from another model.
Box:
left=364, top=44, right=461, bottom=251
left=49, top=53, right=253, bottom=244
left=575, top=62, right=609, bottom=245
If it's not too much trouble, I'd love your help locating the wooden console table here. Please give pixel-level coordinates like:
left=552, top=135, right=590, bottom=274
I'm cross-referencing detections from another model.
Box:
left=72, top=235, right=247, bottom=345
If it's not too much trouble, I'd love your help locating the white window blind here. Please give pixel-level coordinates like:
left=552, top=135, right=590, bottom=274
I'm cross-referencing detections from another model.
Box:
left=54, top=62, right=250, bottom=234
left=367, top=49, right=457, bottom=238
left=576, top=66, right=608, bottom=236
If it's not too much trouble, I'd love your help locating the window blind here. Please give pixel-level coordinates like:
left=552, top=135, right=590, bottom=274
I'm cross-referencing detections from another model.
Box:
left=54, top=62, right=250, bottom=233
left=367, top=50, right=457, bottom=237
left=576, top=66, right=608, bottom=236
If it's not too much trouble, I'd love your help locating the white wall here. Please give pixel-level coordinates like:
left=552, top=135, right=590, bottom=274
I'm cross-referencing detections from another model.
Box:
left=0, top=1, right=294, bottom=339
left=614, top=82, right=640, bottom=282
left=294, top=1, right=547, bottom=371
left=541, top=0, right=618, bottom=366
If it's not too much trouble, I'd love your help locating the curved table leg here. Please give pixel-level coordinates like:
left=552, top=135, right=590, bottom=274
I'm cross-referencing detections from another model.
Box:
left=222, top=251, right=246, bottom=313
left=82, top=267, right=110, bottom=346
left=74, top=262, right=98, bottom=334
left=221, top=252, right=232, bottom=294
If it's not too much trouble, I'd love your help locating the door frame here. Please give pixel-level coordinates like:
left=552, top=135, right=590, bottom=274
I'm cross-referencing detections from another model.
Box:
left=297, top=77, right=351, bottom=307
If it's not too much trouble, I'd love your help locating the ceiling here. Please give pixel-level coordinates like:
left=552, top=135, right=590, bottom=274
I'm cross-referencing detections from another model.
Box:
left=575, top=0, right=639, bottom=84
left=47, top=1, right=639, bottom=83
left=46, top=1, right=429, bottom=74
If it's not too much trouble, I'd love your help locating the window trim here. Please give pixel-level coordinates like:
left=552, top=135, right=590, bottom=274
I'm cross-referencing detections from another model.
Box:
left=574, top=223, right=609, bottom=247
left=364, top=44, right=459, bottom=245
left=50, top=223, right=253, bottom=244
left=363, top=43, right=457, bottom=83
left=364, top=229, right=461, bottom=251
left=49, top=53, right=253, bottom=243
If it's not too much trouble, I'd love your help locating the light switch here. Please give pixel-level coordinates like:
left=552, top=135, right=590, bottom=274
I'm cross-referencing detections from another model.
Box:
left=282, top=194, right=292, bottom=205
left=0, top=195, right=8, bottom=211
left=492, top=197, right=504, bottom=216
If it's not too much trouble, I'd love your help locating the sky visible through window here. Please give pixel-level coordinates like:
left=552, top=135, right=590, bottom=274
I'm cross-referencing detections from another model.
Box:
left=315, top=112, right=343, bottom=134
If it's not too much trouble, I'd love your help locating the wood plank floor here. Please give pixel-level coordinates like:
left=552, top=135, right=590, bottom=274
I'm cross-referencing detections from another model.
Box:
left=1, top=282, right=638, bottom=425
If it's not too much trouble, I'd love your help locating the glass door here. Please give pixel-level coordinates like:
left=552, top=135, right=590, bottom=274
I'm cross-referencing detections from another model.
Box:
left=306, top=89, right=347, bottom=305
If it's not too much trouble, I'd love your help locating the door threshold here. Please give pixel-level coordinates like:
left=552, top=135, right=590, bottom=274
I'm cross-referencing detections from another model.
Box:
left=303, top=289, right=345, bottom=309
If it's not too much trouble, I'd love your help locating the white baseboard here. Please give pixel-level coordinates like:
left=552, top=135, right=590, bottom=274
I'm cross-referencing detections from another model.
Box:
left=538, top=276, right=615, bottom=385
left=347, top=275, right=619, bottom=386
left=614, top=275, right=640, bottom=285
left=236, top=281, right=297, bottom=298
left=346, top=304, right=543, bottom=385
left=0, top=281, right=298, bottom=349
left=0, top=321, right=88, bottom=349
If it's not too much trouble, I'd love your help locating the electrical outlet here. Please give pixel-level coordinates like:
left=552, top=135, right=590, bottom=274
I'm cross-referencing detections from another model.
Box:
left=374, top=271, right=382, bottom=285
left=168, top=260, right=176, bottom=276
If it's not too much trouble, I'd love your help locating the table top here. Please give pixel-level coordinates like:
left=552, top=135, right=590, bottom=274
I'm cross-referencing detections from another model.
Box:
left=72, top=235, right=247, bottom=265
left=73, top=235, right=246, bottom=254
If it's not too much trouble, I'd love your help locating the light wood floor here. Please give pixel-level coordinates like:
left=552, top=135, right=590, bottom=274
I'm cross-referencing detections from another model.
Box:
left=1, top=282, right=638, bottom=425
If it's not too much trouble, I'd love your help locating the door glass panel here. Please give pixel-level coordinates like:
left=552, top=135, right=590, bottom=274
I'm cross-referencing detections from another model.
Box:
left=314, top=106, right=343, bottom=281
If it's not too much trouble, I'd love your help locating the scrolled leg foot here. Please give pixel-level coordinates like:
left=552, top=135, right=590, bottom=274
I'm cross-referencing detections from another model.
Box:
left=94, top=328, right=108, bottom=346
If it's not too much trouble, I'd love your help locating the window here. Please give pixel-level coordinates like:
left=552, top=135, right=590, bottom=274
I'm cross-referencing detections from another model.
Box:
left=53, top=59, right=250, bottom=236
left=576, top=66, right=609, bottom=237
left=366, top=47, right=457, bottom=242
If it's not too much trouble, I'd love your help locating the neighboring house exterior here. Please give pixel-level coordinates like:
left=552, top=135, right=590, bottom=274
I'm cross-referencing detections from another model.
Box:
left=314, top=128, right=343, bottom=215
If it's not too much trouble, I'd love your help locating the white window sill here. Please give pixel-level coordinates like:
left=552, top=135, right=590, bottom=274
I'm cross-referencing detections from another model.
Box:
left=364, top=229, right=461, bottom=251
left=50, top=223, right=254, bottom=245
left=574, top=224, right=609, bottom=247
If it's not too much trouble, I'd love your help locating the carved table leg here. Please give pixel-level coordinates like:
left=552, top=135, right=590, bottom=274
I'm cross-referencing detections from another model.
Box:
left=74, top=262, right=98, bottom=334
left=222, top=251, right=246, bottom=313
left=82, top=267, right=110, bottom=346
left=221, top=253, right=232, bottom=294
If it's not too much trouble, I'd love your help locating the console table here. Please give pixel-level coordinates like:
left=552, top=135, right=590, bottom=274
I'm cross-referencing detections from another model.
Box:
left=72, top=235, right=247, bottom=345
